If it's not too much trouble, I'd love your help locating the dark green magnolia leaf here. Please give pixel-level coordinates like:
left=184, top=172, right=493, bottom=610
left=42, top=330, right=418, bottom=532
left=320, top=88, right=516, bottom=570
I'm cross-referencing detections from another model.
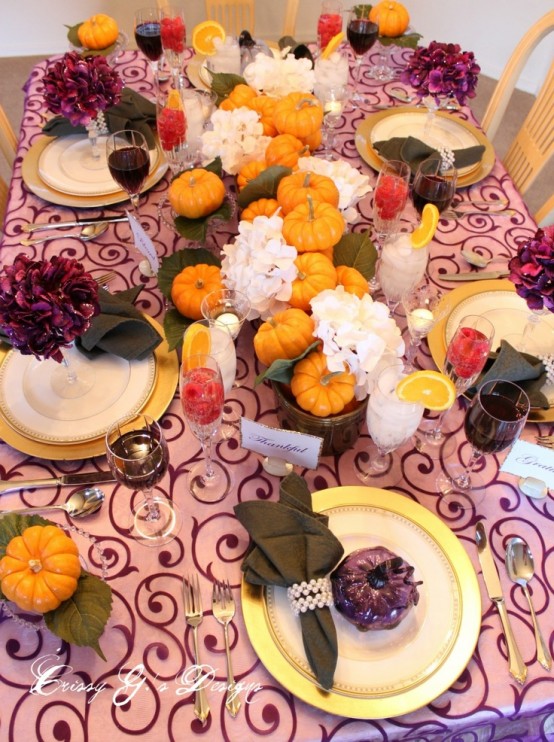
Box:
left=255, top=340, right=320, bottom=386
left=380, top=32, right=422, bottom=49
left=352, top=5, right=374, bottom=18
left=209, top=72, right=248, bottom=105
left=333, top=231, right=377, bottom=280
left=44, top=573, right=113, bottom=661
left=65, top=23, right=118, bottom=56
left=163, top=308, right=193, bottom=352
left=237, top=165, right=292, bottom=208
left=157, top=247, right=221, bottom=300
left=202, top=156, right=223, bottom=176
left=173, top=199, right=233, bottom=242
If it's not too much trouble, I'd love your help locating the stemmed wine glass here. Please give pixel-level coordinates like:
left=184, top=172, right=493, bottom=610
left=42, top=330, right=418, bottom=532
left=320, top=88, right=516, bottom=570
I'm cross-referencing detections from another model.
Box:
left=200, top=289, right=251, bottom=341
left=417, top=314, right=495, bottom=457
left=356, top=363, right=424, bottom=485
left=134, top=8, right=163, bottom=86
left=180, top=354, right=231, bottom=503
left=402, top=284, right=449, bottom=370
left=437, top=379, right=530, bottom=511
left=412, top=160, right=458, bottom=216
left=161, top=5, right=187, bottom=86
left=105, top=413, right=182, bottom=546
left=106, top=129, right=150, bottom=218
left=346, top=7, right=379, bottom=106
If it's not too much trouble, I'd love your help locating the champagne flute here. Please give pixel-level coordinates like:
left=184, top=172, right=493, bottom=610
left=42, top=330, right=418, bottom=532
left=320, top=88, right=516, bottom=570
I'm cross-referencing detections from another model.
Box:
left=346, top=7, right=379, bottom=106
left=417, top=315, right=495, bottom=457
left=356, top=363, right=424, bottom=485
left=106, top=414, right=182, bottom=546
left=180, top=354, right=231, bottom=503
left=134, top=8, right=163, bottom=86
left=437, top=380, right=530, bottom=511
left=156, top=86, right=188, bottom=176
left=161, top=5, right=187, bottom=86
left=412, top=160, right=457, bottom=215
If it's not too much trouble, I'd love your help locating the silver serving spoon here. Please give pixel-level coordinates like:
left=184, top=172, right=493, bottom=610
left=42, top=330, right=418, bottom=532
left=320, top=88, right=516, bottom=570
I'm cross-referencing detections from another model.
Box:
left=461, top=248, right=493, bottom=268
left=505, top=537, right=552, bottom=671
left=20, top=221, right=109, bottom=247
left=0, top=487, right=105, bottom=519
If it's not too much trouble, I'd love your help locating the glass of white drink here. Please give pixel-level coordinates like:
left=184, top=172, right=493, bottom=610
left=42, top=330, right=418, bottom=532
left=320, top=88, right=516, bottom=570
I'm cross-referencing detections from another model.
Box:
left=379, top=232, right=429, bottom=311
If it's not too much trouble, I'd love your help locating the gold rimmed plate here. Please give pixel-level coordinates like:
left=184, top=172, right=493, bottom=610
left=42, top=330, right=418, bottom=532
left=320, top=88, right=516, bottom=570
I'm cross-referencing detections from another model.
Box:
left=22, top=134, right=168, bottom=209
left=355, top=107, right=495, bottom=188
left=427, top=279, right=554, bottom=423
left=0, top=316, right=178, bottom=460
left=242, top=486, right=481, bottom=719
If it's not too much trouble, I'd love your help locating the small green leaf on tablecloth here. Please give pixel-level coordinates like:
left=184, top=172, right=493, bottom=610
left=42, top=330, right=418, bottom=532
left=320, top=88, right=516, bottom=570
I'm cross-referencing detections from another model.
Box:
left=163, top=308, right=193, bottom=352
left=255, top=340, right=320, bottom=386
left=333, top=231, right=377, bottom=281
left=44, top=573, right=113, bottom=661
left=158, top=247, right=221, bottom=300
left=237, top=165, right=292, bottom=209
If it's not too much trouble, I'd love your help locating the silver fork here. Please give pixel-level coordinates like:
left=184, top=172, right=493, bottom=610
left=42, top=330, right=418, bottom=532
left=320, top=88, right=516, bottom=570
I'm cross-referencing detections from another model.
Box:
left=94, top=271, right=117, bottom=286
left=182, top=575, right=210, bottom=726
left=536, top=435, right=554, bottom=449
left=212, top=579, right=241, bottom=718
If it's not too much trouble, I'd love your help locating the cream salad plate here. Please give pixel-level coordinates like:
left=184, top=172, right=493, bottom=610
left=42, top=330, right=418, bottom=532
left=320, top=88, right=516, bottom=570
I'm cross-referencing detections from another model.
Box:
left=242, top=487, right=481, bottom=719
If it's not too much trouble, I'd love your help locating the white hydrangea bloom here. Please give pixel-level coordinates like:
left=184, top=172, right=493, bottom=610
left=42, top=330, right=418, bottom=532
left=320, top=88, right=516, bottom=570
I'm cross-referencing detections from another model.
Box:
left=310, top=287, right=405, bottom=399
left=221, top=212, right=298, bottom=319
left=243, top=53, right=315, bottom=97
left=297, top=157, right=372, bottom=222
left=200, top=107, right=271, bottom=175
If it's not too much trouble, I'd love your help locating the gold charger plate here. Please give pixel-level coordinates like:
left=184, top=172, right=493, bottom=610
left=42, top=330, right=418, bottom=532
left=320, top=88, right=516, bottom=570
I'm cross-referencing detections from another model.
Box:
left=427, top=279, right=553, bottom=423
left=22, top=135, right=168, bottom=209
left=0, top=316, right=178, bottom=460
left=355, top=107, right=495, bottom=188
left=242, top=486, right=481, bottom=719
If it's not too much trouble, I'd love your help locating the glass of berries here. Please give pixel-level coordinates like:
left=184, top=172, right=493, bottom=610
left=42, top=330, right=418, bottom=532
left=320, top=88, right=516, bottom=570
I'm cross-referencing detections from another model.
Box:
left=160, top=5, right=187, bottom=85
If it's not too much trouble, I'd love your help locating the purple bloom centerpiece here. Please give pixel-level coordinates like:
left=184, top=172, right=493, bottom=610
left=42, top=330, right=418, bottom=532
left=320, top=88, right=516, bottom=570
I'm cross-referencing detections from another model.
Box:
left=42, top=51, right=123, bottom=127
left=508, top=226, right=554, bottom=312
left=0, top=254, right=101, bottom=363
left=401, top=41, right=480, bottom=106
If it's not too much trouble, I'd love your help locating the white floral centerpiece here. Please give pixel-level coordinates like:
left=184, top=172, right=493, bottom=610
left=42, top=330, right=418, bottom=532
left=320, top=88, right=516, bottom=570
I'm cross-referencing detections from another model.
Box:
left=201, top=107, right=271, bottom=175
left=243, top=52, right=315, bottom=97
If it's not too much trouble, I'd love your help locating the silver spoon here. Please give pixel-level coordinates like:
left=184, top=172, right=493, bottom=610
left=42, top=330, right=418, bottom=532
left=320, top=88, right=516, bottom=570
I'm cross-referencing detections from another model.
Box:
left=461, top=248, right=492, bottom=268
left=505, top=537, right=552, bottom=671
left=20, top=221, right=109, bottom=247
left=0, top=487, right=105, bottom=519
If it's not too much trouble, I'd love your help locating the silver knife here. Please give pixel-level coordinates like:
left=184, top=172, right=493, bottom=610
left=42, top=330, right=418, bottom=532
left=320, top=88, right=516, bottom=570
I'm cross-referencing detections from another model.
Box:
left=475, top=521, right=527, bottom=684
left=0, top=471, right=115, bottom=494
left=442, top=270, right=510, bottom=281
left=22, top=215, right=128, bottom=233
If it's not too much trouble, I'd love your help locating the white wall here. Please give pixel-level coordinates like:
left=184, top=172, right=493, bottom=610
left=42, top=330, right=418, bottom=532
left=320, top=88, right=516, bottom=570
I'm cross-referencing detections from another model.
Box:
left=3, top=1, right=553, bottom=93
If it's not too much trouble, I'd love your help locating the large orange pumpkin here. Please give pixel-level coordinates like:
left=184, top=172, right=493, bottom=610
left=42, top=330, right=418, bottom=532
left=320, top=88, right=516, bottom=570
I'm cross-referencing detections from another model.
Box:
left=369, top=1, right=410, bottom=37
left=253, top=308, right=315, bottom=367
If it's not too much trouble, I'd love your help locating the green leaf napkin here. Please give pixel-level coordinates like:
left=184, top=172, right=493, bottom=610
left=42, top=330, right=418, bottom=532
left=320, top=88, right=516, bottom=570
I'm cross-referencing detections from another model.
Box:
left=42, top=88, right=157, bottom=149
left=78, top=286, right=163, bottom=361
left=235, top=473, right=344, bottom=690
left=473, top=339, right=549, bottom=409
left=373, top=136, right=485, bottom=175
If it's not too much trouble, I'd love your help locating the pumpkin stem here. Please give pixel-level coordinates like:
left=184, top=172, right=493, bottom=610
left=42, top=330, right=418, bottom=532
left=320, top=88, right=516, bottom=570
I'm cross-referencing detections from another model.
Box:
left=302, top=172, right=312, bottom=188
left=194, top=278, right=206, bottom=289
left=296, top=98, right=319, bottom=110
left=321, top=370, right=345, bottom=386
left=307, top=194, right=316, bottom=222
left=28, top=559, right=43, bottom=573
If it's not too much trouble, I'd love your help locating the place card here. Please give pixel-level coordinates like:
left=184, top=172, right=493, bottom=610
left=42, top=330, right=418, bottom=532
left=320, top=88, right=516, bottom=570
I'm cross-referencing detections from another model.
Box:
left=500, top=439, right=554, bottom=489
left=127, top=210, right=159, bottom=277
left=240, top=418, right=323, bottom=471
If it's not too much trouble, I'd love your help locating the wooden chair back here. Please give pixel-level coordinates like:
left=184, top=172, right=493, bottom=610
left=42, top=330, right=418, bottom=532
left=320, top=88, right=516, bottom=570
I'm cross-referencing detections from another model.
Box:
left=205, top=0, right=255, bottom=36
left=0, top=103, right=17, bottom=228
left=282, top=0, right=300, bottom=38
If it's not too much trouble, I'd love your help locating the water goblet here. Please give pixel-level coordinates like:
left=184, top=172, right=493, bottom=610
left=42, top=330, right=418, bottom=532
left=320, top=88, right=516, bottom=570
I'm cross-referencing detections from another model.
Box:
left=412, top=160, right=457, bottom=216
left=180, top=354, right=231, bottom=503
left=134, top=8, right=163, bottom=86
left=437, top=379, right=530, bottom=511
left=105, top=413, right=182, bottom=546
left=379, top=231, right=429, bottom=313
left=356, top=363, right=424, bottom=485
left=417, top=314, right=495, bottom=457
left=160, top=5, right=187, bottom=86
left=346, top=7, right=379, bottom=106
left=402, top=284, right=449, bottom=370
left=369, top=42, right=396, bottom=82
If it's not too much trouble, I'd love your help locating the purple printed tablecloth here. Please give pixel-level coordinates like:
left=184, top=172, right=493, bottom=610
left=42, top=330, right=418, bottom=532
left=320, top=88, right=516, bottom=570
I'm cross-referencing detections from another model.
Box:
left=0, top=48, right=553, bottom=742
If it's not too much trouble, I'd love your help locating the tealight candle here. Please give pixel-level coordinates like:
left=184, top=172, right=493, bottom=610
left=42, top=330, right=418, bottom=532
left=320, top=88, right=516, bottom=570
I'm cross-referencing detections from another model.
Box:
left=215, top=311, right=241, bottom=338
left=325, top=100, right=343, bottom=115
left=409, top=307, right=434, bottom=334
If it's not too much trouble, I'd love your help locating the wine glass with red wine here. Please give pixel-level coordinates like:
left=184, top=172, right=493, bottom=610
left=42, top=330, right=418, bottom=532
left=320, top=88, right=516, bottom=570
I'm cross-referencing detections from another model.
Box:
left=346, top=7, right=379, bottom=105
left=412, top=159, right=458, bottom=215
left=134, top=8, right=163, bottom=85
left=437, top=379, right=529, bottom=512
left=106, top=414, right=182, bottom=546
left=106, top=129, right=150, bottom=216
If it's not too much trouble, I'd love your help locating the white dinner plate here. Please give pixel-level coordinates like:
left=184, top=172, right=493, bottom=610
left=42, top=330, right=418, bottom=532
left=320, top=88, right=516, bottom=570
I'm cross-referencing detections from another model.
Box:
left=38, top=134, right=160, bottom=197
left=242, top=487, right=481, bottom=719
left=0, top=344, right=156, bottom=444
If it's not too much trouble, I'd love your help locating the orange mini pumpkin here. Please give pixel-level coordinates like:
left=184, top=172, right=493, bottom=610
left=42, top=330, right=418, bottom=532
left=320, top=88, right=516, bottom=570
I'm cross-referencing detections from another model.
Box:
left=277, top=171, right=340, bottom=215
left=291, top=350, right=356, bottom=417
left=253, top=308, right=315, bottom=367
left=265, top=134, right=310, bottom=169
left=282, top=197, right=345, bottom=253
left=273, top=92, right=324, bottom=139
left=248, top=95, right=278, bottom=137
left=369, top=1, right=410, bottom=37
left=237, top=160, right=266, bottom=190
left=219, top=83, right=257, bottom=111
left=241, top=198, right=280, bottom=222
left=289, top=252, right=337, bottom=311
left=77, top=14, right=119, bottom=49
left=171, top=264, right=223, bottom=320
left=168, top=168, right=226, bottom=219
left=335, top=265, right=369, bottom=299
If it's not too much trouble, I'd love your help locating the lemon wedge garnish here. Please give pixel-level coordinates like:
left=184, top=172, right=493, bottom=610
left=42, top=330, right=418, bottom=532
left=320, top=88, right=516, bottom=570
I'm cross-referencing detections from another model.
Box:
left=395, top=370, right=456, bottom=411
left=410, top=203, right=439, bottom=249
left=321, top=31, right=345, bottom=59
